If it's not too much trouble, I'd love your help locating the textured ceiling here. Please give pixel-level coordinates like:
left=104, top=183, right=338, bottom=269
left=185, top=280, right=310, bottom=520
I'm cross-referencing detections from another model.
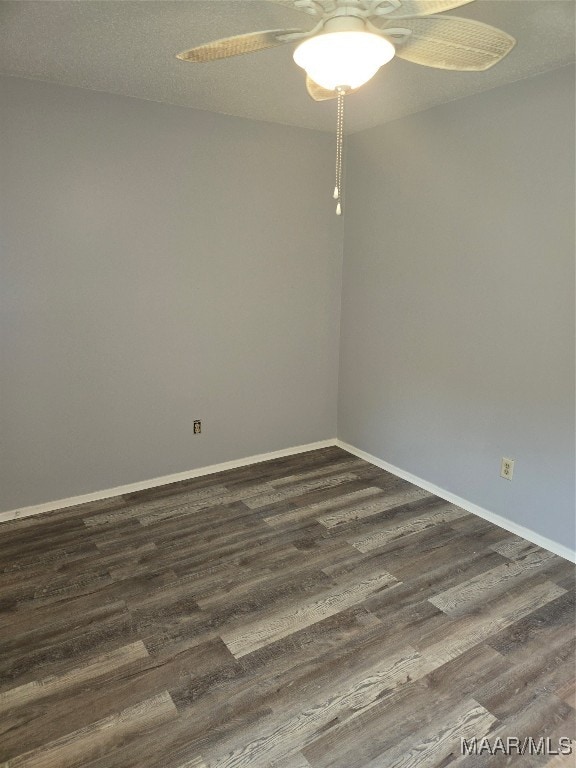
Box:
left=0, top=0, right=574, bottom=133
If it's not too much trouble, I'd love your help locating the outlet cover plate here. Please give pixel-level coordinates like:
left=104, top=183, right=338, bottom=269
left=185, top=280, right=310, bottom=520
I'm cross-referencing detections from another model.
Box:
left=500, top=457, right=515, bottom=480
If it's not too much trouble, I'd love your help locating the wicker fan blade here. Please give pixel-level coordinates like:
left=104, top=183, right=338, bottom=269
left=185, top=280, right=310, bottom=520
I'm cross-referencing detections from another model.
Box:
left=177, top=29, right=306, bottom=62
left=306, top=76, right=338, bottom=101
left=374, top=0, right=474, bottom=19
left=389, top=15, right=515, bottom=70
left=305, top=76, right=361, bottom=101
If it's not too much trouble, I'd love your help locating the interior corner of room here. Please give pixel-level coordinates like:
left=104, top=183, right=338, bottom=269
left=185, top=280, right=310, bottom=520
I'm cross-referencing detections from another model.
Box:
left=0, top=60, right=574, bottom=562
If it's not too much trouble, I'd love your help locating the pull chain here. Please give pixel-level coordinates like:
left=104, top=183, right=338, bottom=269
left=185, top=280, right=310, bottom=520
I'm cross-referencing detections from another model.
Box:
left=334, top=87, right=346, bottom=216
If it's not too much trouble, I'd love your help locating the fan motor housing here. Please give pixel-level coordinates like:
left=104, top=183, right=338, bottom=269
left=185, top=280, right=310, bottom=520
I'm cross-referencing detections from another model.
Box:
left=322, top=13, right=368, bottom=33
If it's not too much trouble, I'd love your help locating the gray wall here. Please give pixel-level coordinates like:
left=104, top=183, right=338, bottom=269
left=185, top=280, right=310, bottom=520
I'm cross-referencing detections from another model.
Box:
left=0, top=76, right=342, bottom=511
left=3, top=67, right=574, bottom=554
left=338, top=66, right=575, bottom=550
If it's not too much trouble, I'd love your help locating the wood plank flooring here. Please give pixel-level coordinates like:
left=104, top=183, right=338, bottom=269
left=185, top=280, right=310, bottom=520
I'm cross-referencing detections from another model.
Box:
left=0, top=446, right=574, bottom=767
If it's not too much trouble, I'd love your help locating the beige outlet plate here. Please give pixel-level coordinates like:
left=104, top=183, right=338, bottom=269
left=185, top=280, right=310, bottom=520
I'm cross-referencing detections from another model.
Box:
left=500, top=457, right=514, bottom=480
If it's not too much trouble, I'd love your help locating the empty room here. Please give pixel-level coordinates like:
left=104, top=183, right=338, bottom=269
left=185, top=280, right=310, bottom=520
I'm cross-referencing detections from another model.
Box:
left=1, top=1, right=575, bottom=766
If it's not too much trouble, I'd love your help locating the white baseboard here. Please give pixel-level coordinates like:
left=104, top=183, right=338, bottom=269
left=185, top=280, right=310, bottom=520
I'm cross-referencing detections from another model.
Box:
left=336, top=440, right=576, bottom=564
left=0, top=439, right=337, bottom=524
left=3, top=437, right=574, bottom=564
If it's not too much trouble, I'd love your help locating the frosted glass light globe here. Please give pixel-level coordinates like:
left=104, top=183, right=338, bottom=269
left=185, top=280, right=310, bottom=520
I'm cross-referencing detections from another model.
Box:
left=293, top=31, right=395, bottom=90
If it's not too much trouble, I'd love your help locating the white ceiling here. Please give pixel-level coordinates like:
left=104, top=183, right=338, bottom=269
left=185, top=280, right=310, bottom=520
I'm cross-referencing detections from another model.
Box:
left=0, top=0, right=574, bottom=133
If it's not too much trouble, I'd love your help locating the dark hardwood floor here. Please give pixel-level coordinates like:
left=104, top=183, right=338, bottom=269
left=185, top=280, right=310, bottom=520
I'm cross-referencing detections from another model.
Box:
left=0, top=446, right=574, bottom=767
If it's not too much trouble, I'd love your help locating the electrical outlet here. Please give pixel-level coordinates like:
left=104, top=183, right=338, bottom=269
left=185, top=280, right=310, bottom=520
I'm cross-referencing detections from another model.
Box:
left=193, top=420, right=201, bottom=435
left=500, top=457, right=514, bottom=480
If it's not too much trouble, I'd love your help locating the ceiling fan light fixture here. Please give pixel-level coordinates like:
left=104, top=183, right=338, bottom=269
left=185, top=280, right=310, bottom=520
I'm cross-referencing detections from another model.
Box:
left=293, top=31, right=395, bottom=91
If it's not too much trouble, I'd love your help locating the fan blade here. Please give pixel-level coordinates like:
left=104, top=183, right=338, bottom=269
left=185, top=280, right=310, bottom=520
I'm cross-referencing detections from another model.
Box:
left=305, top=76, right=361, bottom=101
left=177, top=29, right=306, bottom=62
left=306, top=76, right=337, bottom=101
left=388, top=15, right=516, bottom=70
left=372, top=0, right=475, bottom=19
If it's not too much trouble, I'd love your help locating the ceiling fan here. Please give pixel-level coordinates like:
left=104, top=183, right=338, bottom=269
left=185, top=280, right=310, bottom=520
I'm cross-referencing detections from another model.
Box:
left=176, top=0, right=516, bottom=213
